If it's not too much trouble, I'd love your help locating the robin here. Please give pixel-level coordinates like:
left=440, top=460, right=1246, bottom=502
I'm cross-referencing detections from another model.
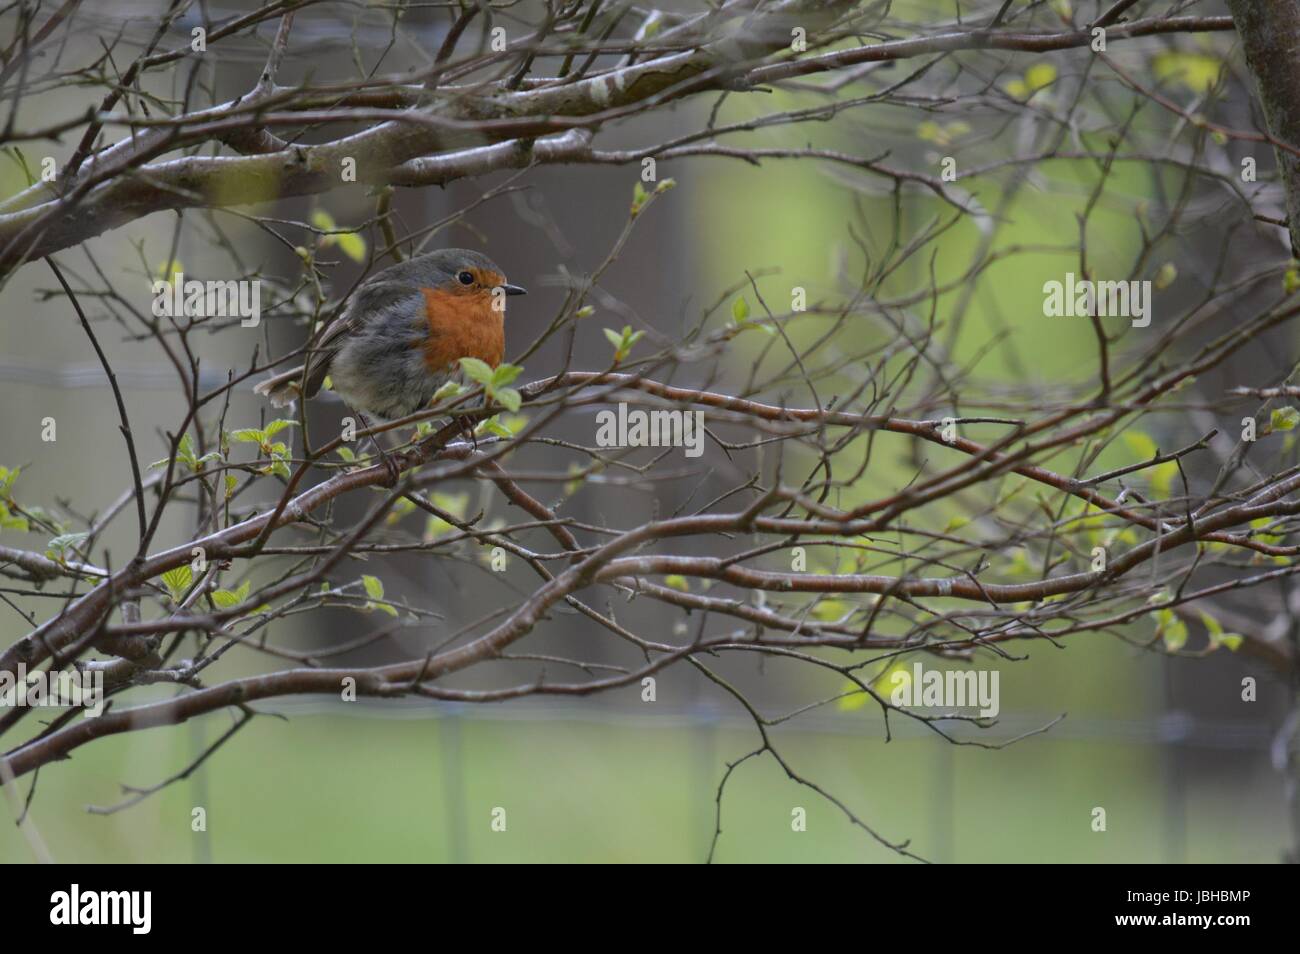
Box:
left=255, top=246, right=526, bottom=422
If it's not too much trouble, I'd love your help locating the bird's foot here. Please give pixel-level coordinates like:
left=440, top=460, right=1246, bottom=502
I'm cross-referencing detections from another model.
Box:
left=378, top=449, right=403, bottom=488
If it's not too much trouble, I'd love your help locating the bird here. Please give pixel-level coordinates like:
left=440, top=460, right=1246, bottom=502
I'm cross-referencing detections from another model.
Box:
left=254, top=248, right=525, bottom=484
left=255, top=248, right=526, bottom=421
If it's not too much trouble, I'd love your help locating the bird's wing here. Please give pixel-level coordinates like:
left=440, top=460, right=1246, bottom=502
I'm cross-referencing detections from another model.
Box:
left=300, top=280, right=422, bottom=398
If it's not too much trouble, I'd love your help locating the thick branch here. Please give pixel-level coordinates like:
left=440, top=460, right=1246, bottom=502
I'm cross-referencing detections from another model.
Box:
left=1229, top=0, right=1300, bottom=254
left=0, top=12, right=1235, bottom=270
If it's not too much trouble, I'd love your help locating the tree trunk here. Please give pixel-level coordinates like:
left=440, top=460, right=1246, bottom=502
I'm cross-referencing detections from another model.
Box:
left=1229, top=0, right=1300, bottom=255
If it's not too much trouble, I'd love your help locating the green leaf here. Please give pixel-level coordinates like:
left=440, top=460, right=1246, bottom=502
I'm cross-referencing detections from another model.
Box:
left=495, top=387, right=522, bottom=413
left=491, top=363, right=523, bottom=388
left=45, top=531, right=89, bottom=562
left=1150, top=461, right=1179, bottom=497
left=812, top=599, right=849, bottom=621
left=1163, top=623, right=1187, bottom=652
left=385, top=496, right=417, bottom=526
left=836, top=678, right=870, bottom=711
left=1250, top=516, right=1286, bottom=543
left=1198, top=610, right=1243, bottom=652
left=631, top=181, right=649, bottom=215
left=1199, top=609, right=1223, bottom=639
left=309, top=211, right=366, bottom=262
left=1270, top=407, right=1300, bottom=432
left=362, top=574, right=384, bottom=601
left=664, top=574, right=690, bottom=592
left=230, top=427, right=266, bottom=445
left=476, top=416, right=512, bottom=439
left=1154, top=262, right=1178, bottom=290
left=870, top=661, right=911, bottom=696
left=1152, top=50, right=1223, bottom=94
left=731, top=297, right=751, bottom=323
left=604, top=325, right=643, bottom=362
left=0, top=502, right=29, bottom=533
left=160, top=565, right=192, bottom=603
left=147, top=436, right=204, bottom=472
left=500, top=415, right=529, bottom=435
left=432, top=380, right=464, bottom=403
left=336, top=231, right=367, bottom=264
left=433, top=493, right=469, bottom=518
left=211, top=580, right=251, bottom=608
left=172, top=432, right=200, bottom=471
left=262, top=419, right=299, bottom=439
left=459, top=357, right=495, bottom=386
left=917, top=121, right=968, bottom=148
left=311, top=209, right=337, bottom=232
left=1121, top=430, right=1159, bottom=461
left=1151, top=608, right=1188, bottom=651
left=0, top=464, right=21, bottom=496
left=1024, top=62, right=1057, bottom=93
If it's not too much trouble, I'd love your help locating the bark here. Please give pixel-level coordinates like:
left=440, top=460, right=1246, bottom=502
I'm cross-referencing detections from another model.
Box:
left=1229, top=0, right=1300, bottom=255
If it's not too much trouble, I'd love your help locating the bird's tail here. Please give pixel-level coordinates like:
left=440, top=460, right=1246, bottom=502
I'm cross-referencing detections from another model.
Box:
left=253, top=367, right=305, bottom=409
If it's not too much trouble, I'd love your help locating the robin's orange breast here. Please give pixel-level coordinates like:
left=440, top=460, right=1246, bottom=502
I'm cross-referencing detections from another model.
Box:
left=420, top=286, right=505, bottom=373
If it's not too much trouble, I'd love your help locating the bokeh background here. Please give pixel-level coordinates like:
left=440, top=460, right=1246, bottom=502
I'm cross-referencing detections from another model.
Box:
left=0, top=0, right=1291, bottom=862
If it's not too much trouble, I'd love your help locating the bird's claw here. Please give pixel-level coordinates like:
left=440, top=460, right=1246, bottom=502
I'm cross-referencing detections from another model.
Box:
left=379, top=453, right=402, bottom=488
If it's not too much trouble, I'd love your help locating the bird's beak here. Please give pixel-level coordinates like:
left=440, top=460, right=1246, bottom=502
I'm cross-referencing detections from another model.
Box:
left=502, top=284, right=528, bottom=297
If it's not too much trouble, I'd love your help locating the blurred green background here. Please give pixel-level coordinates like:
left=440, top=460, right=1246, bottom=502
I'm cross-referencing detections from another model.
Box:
left=0, top=638, right=1283, bottom=862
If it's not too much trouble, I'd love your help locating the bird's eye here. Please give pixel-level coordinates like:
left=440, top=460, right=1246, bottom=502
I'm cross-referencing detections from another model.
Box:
left=457, top=270, right=474, bottom=286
